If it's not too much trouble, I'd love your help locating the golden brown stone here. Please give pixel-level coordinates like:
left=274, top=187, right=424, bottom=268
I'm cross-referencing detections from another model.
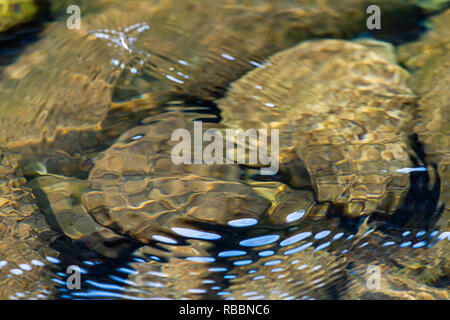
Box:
left=0, top=152, right=59, bottom=299
left=219, top=39, right=417, bottom=217
left=0, top=0, right=425, bottom=163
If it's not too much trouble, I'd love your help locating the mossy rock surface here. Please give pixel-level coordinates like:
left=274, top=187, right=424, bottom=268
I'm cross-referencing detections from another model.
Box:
left=0, top=0, right=38, bottom=33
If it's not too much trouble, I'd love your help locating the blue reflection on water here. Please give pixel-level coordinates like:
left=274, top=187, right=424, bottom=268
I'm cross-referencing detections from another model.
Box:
left=258, top=250, right=275, bottom=257
left=108, top=275, right=132, bottom=285
left=186, top=257, right=216, bottom=263
left=31, top=259, right=45, bottom=267
left=46, top=256, right=60, bottom=264
left=402, top=231, right=411, bottom=237
left=437, top=231, right=449, bottom=241
left=284, top=241, right=313, bottom=255
left=239, top=235, right=280, bottom=247
left=86, top=280, right=124, bottom=291
left=399, top=241, right=412, bottom=247
left=416, top=230, right=426, bottom=238
left=209, top=267, right=227, bottom=272
left=233, top=260, right=253, bottom=266
left=117, top=267, right=137, bottom=275
left=314, top=230, right=331, bottom=240
left=152, top=234, right=178, bottom=244
left=71, top=290, right=146, bottom=299
left=53, top=200, right=447, bottom=301
left=280, top=232, right=312, bottom=247
left=412, top=241, right=427, bottom=248
left=333, top=232, right=344, bottom=240
left=264, top=260, right=281, bottom=266
left=218, top=250, right=247, bottom=258
left=51, top=278, right=66, bottom=285
left=227, top=218, right=258, bottom=227
left=358, top=242, right=369, bottom=248
left=171, top=227, right=221, bottom=240
left=188, top=288, right=207, bottom=294
left=314, top=241, right=331, bottom=252
left=429, top=230, right=439, bottom=238
left=285, top=210, right=305, bottom=223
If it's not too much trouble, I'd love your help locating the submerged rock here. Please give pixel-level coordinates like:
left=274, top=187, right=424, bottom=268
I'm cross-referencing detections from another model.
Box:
left=398, top=9, right=450, bottom=228
left=123, top=242, right=221, bottom=299
left=0, top=0, right=447, bottom=300
left=82, top=112, right=271, bottom=245
left=224, top=245, right=348, bottom=300
left=343, top=231, right=448, bottom=300
left=32, top=112, right=312, bottom=254
left=0, top=153, right=59, bottom=299
left=219, top=39, right=418, bottom=218
left=0, top=0, right=428, bottom=172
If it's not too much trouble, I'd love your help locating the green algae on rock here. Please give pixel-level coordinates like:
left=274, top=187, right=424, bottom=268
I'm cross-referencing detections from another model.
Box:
left=416, top=0, right=449, bottom=11
left=0, top=0, right=38, bottom=33
left=219, top=39, right=418, bottom=218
